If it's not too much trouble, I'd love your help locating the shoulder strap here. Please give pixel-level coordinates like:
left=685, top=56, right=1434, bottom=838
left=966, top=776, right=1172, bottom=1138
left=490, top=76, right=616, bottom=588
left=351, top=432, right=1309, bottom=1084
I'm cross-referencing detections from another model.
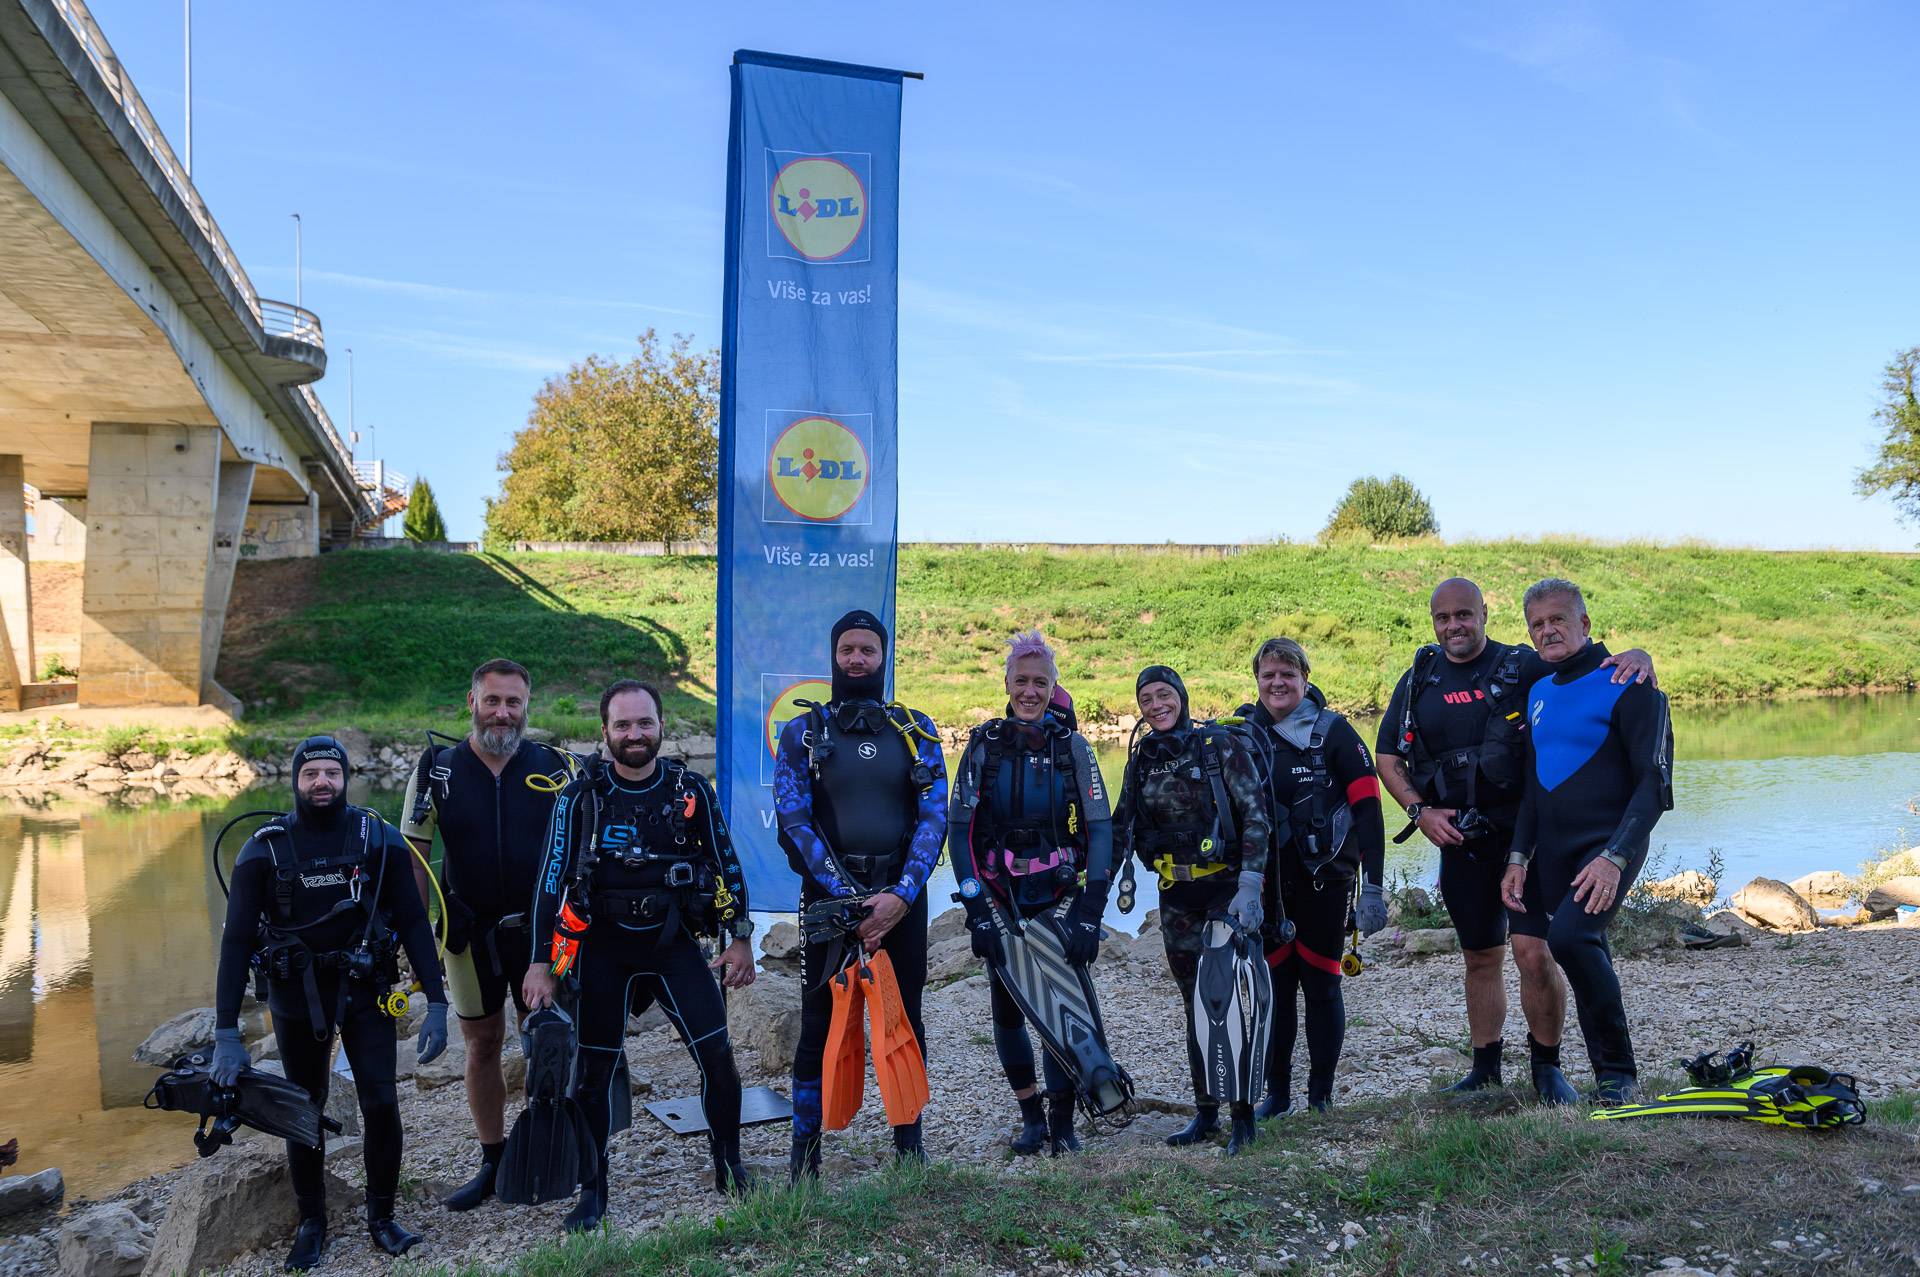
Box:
left=1197, top=727, right=1239, bottom=851
left=1399, top=645, right=1441, bottom=756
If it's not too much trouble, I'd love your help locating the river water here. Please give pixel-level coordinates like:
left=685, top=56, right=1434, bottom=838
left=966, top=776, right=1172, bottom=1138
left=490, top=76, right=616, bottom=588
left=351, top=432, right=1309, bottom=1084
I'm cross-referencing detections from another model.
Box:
left=1, top=694, right=1914, bottom=1201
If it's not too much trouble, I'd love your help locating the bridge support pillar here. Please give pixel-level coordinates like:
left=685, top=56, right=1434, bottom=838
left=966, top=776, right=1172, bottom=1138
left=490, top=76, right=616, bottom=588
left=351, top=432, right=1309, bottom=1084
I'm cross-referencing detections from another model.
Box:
left=200, top=459, right=254, bottom=712
left=0, top=455, right=32, bottom=704
left=77, top=423, right=220, bottom=708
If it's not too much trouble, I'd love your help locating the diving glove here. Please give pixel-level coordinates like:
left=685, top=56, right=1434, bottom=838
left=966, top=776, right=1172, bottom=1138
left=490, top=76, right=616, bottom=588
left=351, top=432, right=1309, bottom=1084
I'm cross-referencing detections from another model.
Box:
left=416, top=1002, right=449, bottom=1065
left=967, top=913, right=1004, bottom=968
left=210, top=1027, right=248, bottom=1087
left=1227, top=872, right=1264, bottom=936
left=1062, top=884, right=1108, bottom=965
left=1355, top=882, right=1389, bottom=937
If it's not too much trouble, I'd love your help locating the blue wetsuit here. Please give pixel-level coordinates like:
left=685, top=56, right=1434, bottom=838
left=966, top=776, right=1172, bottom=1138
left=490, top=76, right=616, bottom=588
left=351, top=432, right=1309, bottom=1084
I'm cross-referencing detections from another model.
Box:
left=772, top=698, right=946, bottom=1152
left=1507, top=641, right=1673, bottom=1082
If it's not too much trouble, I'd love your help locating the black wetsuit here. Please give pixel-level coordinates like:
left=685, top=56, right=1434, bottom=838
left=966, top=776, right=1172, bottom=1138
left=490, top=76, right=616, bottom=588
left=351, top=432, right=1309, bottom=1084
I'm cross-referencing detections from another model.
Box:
left=532, top=758, right=750, bottom=1192
left=1378, top=642, right=1545, bottom=951
left=1238, top=694, right=1385, bottom=1110
left=1115, top=722, right=1270, bottom=1107
left=773, top=698, right=947, bottom=1157
left=216, top=809, right=444, bottom=1227
left=1508, top=641, right=1673, bottom=1083
left=948, top=714, right=1114, bottom=1097
left=402, top=738, right=576, bottom=1019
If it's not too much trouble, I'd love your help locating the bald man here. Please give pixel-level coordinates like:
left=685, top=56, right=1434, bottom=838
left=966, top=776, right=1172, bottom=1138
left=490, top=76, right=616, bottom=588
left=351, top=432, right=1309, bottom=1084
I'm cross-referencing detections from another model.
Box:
left=1376, top=577, right=1652, bottom=1104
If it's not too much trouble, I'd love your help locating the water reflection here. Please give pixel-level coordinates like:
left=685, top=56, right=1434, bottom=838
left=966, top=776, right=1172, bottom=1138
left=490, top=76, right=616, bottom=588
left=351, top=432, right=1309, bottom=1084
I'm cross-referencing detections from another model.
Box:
left=0, top=783, right=405, bottom=1201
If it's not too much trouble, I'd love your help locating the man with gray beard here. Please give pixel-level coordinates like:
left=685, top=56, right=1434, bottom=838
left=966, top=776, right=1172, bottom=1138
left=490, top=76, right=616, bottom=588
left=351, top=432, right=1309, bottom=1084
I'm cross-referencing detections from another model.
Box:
left=403, top=658, right=581, bottom=1211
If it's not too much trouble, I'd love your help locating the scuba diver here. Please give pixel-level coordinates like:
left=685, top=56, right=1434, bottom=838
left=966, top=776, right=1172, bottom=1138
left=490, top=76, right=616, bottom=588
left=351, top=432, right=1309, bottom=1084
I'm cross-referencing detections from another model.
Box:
left=1233, top=639, right=1387, bottom=1116
left=524, top=679, right=757, bottom=1231
left=947, top=630, right=1122, bottom=1157
left=400, top=658, right=581, bottom=1211
left=1375, top=579, right=1654, bottom=1102
left=1114, top=664, right=1271, bottom=1154
left=774, top=609, right=947, bottom=1181
left=1502, top=579, right=1674, bottom=1107
left=212, top=737, right=449, bottom=1270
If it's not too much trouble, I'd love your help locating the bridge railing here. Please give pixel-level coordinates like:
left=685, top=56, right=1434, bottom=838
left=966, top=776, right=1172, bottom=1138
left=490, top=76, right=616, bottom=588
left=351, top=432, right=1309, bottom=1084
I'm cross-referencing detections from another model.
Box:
left=46, top=1, right=276, bottom=333
left=259, top=298, right=324, bottom=347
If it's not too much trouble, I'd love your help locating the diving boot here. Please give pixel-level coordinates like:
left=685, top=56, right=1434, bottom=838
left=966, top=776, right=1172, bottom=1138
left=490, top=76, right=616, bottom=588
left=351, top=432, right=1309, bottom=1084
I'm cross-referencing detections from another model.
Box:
left=711, top=1134, right=755, bottom=1197
left=1529, top=1035, right=1579, bottom=1107
left=892, top=1119, right=928, bottom=1166
left=1256, top=1053, right=1291, bottom=1119
left=442, top=1141, right=503, bottom=1211
left=1045, top=1090, right=1081, bottom=1156
left=787, top=1132, right=822, bottom=1184
left=564, top=1157, right=608, bottom=1234
left=1226, top=1103, right=1258, bottom=1156
left=1446, top=1041, right=1504, bottom=1094
left=1009, top=1094, right=1049, bottom=1156
left=1593, top=1073, right=1638, bottom=1107
left=366, top=1210, right=422, bottom=1258
left=284, top=1216, right=326, bottom=1272
left=1164, top=1103, right=1219, bottom=1147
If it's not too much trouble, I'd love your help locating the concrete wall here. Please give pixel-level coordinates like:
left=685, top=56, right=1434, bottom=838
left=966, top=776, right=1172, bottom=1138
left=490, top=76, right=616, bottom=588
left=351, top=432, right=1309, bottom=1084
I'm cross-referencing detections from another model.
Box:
left=26, top=491, right=86, bottom=562
left=76, top=423, right=218, bottom=706
left=239, top=495, right=320, bottom=560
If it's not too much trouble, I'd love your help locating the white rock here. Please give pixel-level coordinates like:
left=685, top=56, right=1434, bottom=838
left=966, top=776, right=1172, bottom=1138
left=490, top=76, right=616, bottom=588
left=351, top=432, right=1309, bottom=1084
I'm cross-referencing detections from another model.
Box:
left=58, top=1204, right=152, bottom=1277
left=1730, top=878, right=1819, bottom=931
left=141, top=1142, right=354, bottom=1277
left=132, top=1007, right=216, bottom=1066
left=725, top=969, right=803, bottom=1072
left=0, top=1167, right=64, bottom=1217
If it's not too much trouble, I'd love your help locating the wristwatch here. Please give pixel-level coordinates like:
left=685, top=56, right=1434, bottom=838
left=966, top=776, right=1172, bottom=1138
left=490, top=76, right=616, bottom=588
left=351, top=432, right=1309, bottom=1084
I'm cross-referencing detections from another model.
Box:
left=728, top=917, right=756, bottom=941
left=1406, top=802, right=1425, bottom=822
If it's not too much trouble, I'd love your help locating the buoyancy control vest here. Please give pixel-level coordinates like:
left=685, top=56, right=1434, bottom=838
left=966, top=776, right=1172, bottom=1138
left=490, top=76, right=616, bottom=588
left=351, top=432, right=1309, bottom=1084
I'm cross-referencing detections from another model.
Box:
left=1125, top=721, right=1251, bottom=888
left=964, top=713, right=1086, bottom=900
left=1237, top=699, right=1351, bottom=877
left=1395, top=643, right=1530, bottom=812
left=248, top=807, right=398, bottom=1038
left=558, top=756, right=731, bottom=942
left=795, top=698, right=934, bottom=889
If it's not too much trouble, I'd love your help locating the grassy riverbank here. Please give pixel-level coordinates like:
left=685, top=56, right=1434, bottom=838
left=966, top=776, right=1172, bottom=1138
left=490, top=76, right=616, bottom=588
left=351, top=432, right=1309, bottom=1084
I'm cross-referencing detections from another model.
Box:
left=429, top=1094, right=1920, bottom=1276
left=201, top=542, right=1920, bottom=748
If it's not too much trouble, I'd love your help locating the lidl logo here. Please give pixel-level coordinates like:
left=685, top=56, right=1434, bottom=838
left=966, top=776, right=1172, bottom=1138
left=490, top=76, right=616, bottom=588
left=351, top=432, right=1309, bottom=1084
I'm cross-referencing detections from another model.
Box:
left=764, top=412, right=872, bottom=525
left=761, top=676, right=832, bottom=782
left=767, top=151, right=871, bottom=264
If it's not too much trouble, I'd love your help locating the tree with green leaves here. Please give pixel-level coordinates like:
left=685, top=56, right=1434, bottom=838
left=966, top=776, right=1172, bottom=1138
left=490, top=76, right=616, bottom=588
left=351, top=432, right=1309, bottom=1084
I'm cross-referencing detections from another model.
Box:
left=485, top=330, right=718, bottom=545
left=1855, top=346, right=1920, bottom=531
left=1319, top=473, right=1439, bottom=543
left=403, top=476, right=448, bottom=542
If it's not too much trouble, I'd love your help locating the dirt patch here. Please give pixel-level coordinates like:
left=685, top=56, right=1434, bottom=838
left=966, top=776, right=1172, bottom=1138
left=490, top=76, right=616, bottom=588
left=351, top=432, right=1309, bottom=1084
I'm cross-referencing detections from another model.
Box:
left=216, top=558, right=322, bottom=693
left=27, top=561, right=80, bottom=672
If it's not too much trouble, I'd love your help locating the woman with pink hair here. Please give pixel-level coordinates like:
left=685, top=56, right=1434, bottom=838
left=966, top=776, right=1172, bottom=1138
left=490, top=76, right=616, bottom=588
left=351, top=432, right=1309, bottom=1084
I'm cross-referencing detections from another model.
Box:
left=946, top=630, right=1118, bottom=1156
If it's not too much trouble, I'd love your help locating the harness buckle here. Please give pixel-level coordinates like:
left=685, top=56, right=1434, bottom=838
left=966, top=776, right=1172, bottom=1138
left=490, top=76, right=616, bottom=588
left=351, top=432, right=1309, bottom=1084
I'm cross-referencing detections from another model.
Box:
left=665, top=861, right=696, bottom=889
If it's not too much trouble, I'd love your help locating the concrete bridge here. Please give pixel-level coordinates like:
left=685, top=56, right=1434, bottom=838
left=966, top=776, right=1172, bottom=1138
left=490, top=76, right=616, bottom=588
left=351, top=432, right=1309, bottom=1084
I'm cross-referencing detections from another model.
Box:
left=0, top=0, right=377, bottom=710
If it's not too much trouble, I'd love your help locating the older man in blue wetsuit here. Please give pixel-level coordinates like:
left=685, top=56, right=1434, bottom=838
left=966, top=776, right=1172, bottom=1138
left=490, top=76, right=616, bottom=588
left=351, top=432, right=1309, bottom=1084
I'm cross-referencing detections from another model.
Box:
left=1500, top=578, right=1673, bottom=1106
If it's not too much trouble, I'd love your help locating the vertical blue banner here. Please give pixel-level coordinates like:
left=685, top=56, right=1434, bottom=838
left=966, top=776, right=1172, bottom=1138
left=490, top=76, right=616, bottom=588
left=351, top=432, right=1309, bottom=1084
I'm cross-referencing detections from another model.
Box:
left=717, top=51, right=905, bottom=913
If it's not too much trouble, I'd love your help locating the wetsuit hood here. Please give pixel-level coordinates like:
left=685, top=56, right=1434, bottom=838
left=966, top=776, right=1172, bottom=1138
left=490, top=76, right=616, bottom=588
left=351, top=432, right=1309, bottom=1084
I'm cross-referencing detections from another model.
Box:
left=829, top=609, right=889, bottom=703
left=1135, top=664, right=1191, bottom=731
left=291, top=735, right=351, bottom=828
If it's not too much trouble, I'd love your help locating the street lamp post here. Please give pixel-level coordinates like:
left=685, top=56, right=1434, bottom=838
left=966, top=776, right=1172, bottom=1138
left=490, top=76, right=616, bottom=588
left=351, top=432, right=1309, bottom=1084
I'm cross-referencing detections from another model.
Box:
left=182, top=0, right=192, bottom=176
left=291, top=212, right=302, bottom=309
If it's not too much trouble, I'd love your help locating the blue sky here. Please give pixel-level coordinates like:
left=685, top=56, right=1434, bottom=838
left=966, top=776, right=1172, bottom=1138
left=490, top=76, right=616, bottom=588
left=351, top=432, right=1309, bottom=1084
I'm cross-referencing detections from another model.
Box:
left=87, top=1, right=1919, bottom=546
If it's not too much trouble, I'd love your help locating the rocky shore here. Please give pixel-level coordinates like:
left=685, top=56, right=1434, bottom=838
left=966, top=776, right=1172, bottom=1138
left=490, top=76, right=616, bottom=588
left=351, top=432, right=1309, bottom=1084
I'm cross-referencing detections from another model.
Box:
left=5, top=882, right=1917, bottom=1277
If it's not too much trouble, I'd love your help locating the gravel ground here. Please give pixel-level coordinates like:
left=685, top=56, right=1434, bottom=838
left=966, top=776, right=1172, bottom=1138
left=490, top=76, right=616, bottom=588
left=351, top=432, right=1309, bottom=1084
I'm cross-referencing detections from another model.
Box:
left=10, top=919, right=1917, bottom=1275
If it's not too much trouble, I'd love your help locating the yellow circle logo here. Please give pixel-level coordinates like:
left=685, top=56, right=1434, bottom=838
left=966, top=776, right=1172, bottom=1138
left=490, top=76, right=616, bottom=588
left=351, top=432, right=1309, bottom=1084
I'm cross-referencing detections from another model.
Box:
left=771, top=157, right=867, bottom=261
left=766, top=679, right=833, bottom=757
left=768, top=416, right=869, bottom=522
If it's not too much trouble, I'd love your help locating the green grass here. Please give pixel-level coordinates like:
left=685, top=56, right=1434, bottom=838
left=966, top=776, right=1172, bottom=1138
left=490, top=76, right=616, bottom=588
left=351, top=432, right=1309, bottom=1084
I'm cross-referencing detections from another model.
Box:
left=214, top=541, right=1920, bottom=745
left=396, top=1097, right=1920, bottom=1276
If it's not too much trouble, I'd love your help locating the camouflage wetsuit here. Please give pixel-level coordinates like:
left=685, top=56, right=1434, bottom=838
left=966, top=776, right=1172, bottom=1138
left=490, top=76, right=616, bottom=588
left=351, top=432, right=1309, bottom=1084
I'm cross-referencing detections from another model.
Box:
left=1115, top=724, right=1272, bottom=1102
